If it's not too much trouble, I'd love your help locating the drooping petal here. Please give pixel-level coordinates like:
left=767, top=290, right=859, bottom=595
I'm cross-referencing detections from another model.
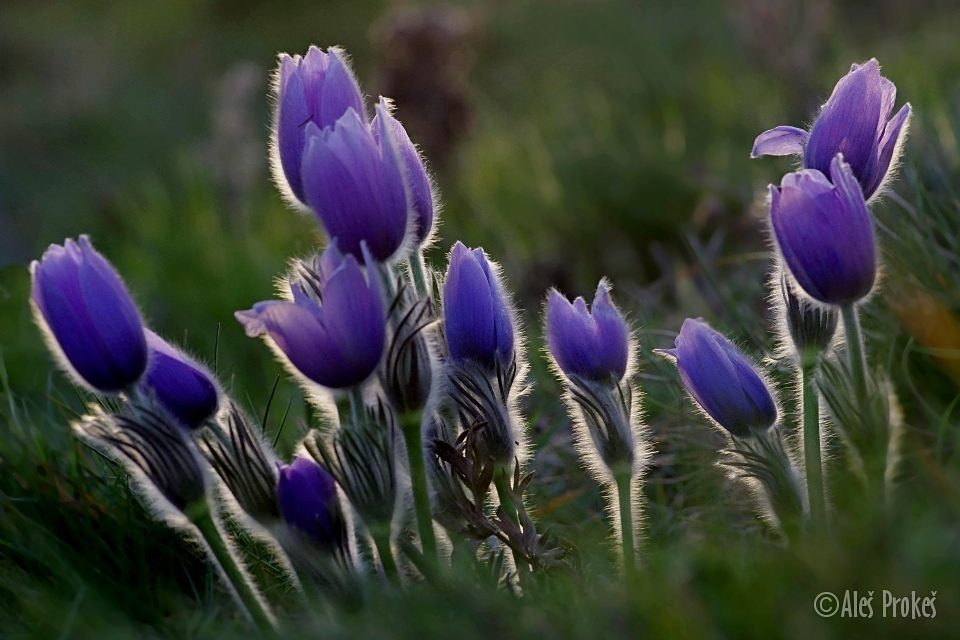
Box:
left=751, top=126, right=807, bottom=158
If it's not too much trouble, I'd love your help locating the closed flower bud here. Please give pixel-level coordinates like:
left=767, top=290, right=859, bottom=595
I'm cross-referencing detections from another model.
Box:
left=301, top=103, right=409, bottom=261
left=142, top=330, right=220, bottom=430
left=546, top=280, right=629, bottom=384
left=752, top=58, right=911, bottom=199
left=442, top=241, right=515, bottom=368
left=373, top=105, right=435, bottom=246
left=236, top=242, right=385, bottom=390
left=276, top=457, right=346, bottom=550
left=770, top=155, right=876, bottom=306
left=30, top=235, right=147, bottom=393
left=778, top=272, right=838, bottom=361
left=660, top=319, right=778, bottom=437
left=273, top=46, right=365, bottom=204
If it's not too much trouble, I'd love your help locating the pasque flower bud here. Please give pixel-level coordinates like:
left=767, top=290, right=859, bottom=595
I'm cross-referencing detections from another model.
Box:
left=142, top=330, right=220, bottom=430
left=31, top=235, right=147, bottom=392
left=236, top=242, right=385, bottom=390
left=770, top=154, right=877, bottom=306
left=752, top=58, right=911, bottom=199
left=660, top=319, right=778, bottom=437
left=276, top=457, right=346, bottom=550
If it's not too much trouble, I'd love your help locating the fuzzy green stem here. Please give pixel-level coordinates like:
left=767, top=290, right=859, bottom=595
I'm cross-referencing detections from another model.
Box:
left=371, top=527, right=399, bottom=583
left=614, top=472, right=637, bottom=578
left=409, top=249, right=430, bottom=299
left=801, top=361, right=827, bottom=530
left=841, top=304, right=868, bottom=400
left=401, top=411, right=437, bottom=562
left=188, top=502, right=275, bottom=634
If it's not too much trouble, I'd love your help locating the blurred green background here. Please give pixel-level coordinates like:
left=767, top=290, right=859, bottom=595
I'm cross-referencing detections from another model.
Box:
left=2, top=0, right=960, bottom=637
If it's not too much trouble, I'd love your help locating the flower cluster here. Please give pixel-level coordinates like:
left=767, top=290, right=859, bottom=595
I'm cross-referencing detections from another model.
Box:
left=27, top=49, right=912, bottom=629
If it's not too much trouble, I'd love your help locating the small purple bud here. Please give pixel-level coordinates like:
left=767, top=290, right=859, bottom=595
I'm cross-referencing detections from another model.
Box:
left=276, top=457, right=345, bottom=549
left=770, top=155, right=876, bottom=306
left=142, top=330, right=219, bottom=430
left=273, top=46, right=365, bottom=204
left=236, top=242, right=385, bottom=390
left=300, top=104, right=410, bottom=261
left=546, top=280, right=629, bottom=383
left=373, top=104, right=435, bottom=246
left=442, top=241, right=515, bottom=368
left=30, top=236, right=147, bottom=392
left=752, top=58, right=911, bottom=198
left=664, top=319, right=778, bottom=437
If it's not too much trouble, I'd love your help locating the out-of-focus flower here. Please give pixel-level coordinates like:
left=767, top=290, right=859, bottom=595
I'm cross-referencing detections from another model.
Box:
left=374, top=105, right=435, bottom=246
left=236, top=242, right=385, bottom=390
left=752, top=58, right=911, bottom=198
left=660, top=319, right=778, bottom=437
left=770, top=155, right=876, bottom=306
left=276, top=457, right=345, bottom=549
left=142, top=330, right=219, bottom=430
left=301, top=103, right=409, bottom=261
left=442, top=241, right=514, bottom=368
left=30, top=235, right=147, bottom=392
left=273, top=46, right=365, bottom=204
left=546, top=280, right=629, bottom=384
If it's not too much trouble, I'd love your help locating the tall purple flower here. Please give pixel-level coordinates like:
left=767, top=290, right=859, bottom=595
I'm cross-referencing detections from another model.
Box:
left=661, top=319, right=777, bottom=437
left=276, top=457, right=345, bottom=549
left=770, top=154, right=876, bottom=306
left=442, top=241, right=515, bottom=368
left=301, top=103, right=409, bottom=262
left=752, top=59, right=911, bottom=198
left=546, top=280, right=629, bottom=384
left=272, top=46, right=365, bottom=204
left=236, top=242, right=385, bottom=390
left=30, top=235, right=147, bottom=392
left=142, top=330, right=219, bottom=430
left=374, top=104, right=435, bottom=246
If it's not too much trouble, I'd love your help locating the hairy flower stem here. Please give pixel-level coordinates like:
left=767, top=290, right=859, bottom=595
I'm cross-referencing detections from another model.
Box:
left=409, top=249, right=431, bottom=299
left=401, top=411, right=438, bottom=562
left=613, top=471, right=637, bottom=578
left=841, top=304, right=868, bottom=401
left=493, top=466, right=530, bottom=584
left=186, top=501, right=276, bottom=635
left=801, top=360, right=827, bottom=531
left=371, top=526, right=399, bottom=584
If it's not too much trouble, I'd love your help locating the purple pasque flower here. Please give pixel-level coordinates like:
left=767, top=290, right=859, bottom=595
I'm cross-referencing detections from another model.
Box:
left=141, top=330, right=219, bottom=430
left=442, top=241, right=515, bottom=368
left=546, top=279, right=629, bottom=384
left=301, top=101, right=409, bottom=262
left=273, top=46, right=365, bottom=204
left=373, top=104, right=435, bottom=246
left=661, top=319, right=777, bottom=437
left=236, top=242, right=385, bottom=390
left=752, top=59, right=911, bottom=199
left=770, top=154, right=876, bottom=306
left=276, top=456, right=345, bottom=549
left=30, top=235, right=147, bottom=392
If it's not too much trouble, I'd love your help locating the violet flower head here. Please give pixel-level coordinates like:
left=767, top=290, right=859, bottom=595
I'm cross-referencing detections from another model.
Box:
left=546, top=280, right=629, bottom=384
left=770, top=154, right=876, bottom=306
left=142, top=330, right=219, bottom=430
left=301, top=102, right=409, bottom=262
left=442, top=241, right=515, bottom=368
left=373, top=105, right=435, bottom=246
left=276, top=457, right=345, bottom=549
left=661, top=319, right=778, bottom=437
left=236, top=242, right=385, bottom=390
left=752, top=58, right=911, bottom=199
left=273, top=46, right=365, bottom=204
left=30, top=235, right=147, bottom=392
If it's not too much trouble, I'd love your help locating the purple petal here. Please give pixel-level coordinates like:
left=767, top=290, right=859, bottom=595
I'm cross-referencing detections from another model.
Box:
left=143, top=330, right=219, bottom=429
left=864, top=102, right=911, bottom=197
left=374, top=106, right=434, bottom=245
left=443, top=242, right=497, bottom=364
left=321, top=49, right=365, bottom=127
left=751, top=126, right=807, bottom=158
left=276, top=456, right=343, bottom=548
left=276, top=66, right=310, bottom=202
